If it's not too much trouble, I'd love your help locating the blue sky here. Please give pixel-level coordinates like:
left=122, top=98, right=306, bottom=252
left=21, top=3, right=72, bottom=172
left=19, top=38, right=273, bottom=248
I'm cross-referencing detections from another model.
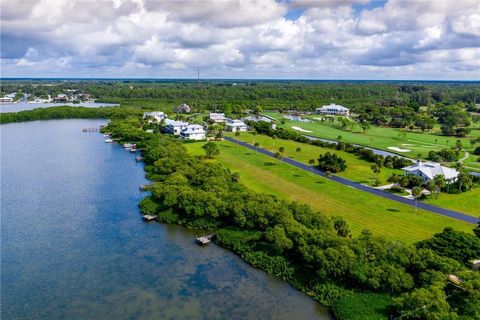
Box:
left=1, top=0, right=479, bottom=79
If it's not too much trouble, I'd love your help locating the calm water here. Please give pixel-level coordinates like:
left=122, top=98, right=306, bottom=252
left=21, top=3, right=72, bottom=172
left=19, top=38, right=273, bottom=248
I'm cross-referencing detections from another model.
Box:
left=1, top=119, right=330, bottom=320
left=0, top=102, right=119, bottom=113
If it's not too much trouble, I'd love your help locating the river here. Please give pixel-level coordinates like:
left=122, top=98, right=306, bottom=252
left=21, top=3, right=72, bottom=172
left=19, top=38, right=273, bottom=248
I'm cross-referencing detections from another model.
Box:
left=0, top=119, right=331, bottom=320
left=0, top=102, right=119, bottom=113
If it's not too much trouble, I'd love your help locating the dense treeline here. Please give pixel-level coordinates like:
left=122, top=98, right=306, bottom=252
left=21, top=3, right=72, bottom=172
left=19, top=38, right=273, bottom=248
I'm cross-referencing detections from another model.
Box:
left=104, top=117, right=480, bottom=320
left=0, top=106, right=147, bottom=124
left=2, top=81, right=479, bottom=112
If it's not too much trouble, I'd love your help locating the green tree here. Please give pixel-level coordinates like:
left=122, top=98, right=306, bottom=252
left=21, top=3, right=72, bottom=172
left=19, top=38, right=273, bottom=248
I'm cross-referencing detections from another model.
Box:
left=274, top=152, right=283, bottom=163
left=394, top=285, right=457, bottom=320
left=433, top=175, right=446, bottom=199
left=202, top=142, right=220, bottom=158
left=333, top=217, right=350, bottom=237
left=296, top=147, right=301, bottom=152
left=318, top=152, right=347, bottom=173
left=474, top=219, right=480, bottom=238
left=279, top=146, right=285, bottom=153
left=412, top=186, right=422, bottom=211
left=308, top=159, right=315, bottom=175
left=360, top=120, right=371, bottom=133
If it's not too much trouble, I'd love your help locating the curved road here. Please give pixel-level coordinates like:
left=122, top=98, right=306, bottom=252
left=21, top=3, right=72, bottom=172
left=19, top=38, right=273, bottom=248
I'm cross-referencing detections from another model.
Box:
left=224, top=137, right=479, bottom=225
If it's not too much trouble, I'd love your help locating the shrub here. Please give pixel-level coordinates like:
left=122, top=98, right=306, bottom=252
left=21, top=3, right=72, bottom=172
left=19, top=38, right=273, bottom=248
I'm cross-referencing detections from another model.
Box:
left=318, top=152, right=347, bottom=173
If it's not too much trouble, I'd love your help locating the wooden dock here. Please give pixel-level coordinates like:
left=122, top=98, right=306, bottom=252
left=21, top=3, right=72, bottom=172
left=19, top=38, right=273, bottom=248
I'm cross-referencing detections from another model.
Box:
left=82, top=128, right=99, bottom=132
left=196, top=234, right=215, bottom=245
left=142, top=215, right=157, bottom=221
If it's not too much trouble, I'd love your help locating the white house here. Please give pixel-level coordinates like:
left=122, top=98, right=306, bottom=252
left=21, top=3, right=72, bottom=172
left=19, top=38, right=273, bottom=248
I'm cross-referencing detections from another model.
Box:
left=180, top=124, right=206, bottom=140
left=173, top=103, right=191, bottom=114
left=164, top=119, right=189, bottom=135
left=143, top=111, right=168, bottom=122
left=316, top=103, right=350, bottom=116
left=225, top=119, right=248, bottom=132
left=0, top=97, right=13, bottom=103
left=402, top=161, right=459, bottom=183
left=209, top=112, right=227, bottom=123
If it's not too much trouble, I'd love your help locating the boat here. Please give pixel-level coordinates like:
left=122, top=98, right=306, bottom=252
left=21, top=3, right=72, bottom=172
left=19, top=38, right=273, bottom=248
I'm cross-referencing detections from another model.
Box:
left=196, top=234, right=215, bottom=245
left=123, top=143, right=133, bottom=148
left=103, top=133, right=110, bottom=137
left=135, top=156, right=143, bottom=162
left=130, top=147, right=137, bottom=152
left=105, top=139, right=114, bottom=143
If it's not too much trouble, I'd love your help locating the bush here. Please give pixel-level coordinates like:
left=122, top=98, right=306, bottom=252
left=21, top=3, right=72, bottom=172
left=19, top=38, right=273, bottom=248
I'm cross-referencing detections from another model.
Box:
left=318, top=152, right=347, bottom=173
left=473, top=146, right=480, bottom=156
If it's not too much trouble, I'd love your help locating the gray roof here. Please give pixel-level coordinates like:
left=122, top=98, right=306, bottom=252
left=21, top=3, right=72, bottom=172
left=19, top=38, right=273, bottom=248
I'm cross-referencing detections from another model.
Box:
left=402, top=161, right=459, bottom=180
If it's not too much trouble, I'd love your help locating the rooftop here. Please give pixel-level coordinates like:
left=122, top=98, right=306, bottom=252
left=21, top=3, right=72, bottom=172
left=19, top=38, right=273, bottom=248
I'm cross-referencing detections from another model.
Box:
left=402, top=161, right=459, bottom=180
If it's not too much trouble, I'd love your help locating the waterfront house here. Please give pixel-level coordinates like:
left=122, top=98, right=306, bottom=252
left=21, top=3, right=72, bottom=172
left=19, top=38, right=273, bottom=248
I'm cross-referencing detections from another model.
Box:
left=164, top=119, right=189, bottom=135
left=0, top=96, right=14, bottom=103
left=173, top=103, right=191, bottom=114
left=143, top=111, right=168, bottom=123
left=180, top=124, right=206, bottom=140
left=209, top=112, right=227, bottom=123
left=54, top=94, right=69, bottom=102
left=402, top=161, right=459, bottom=183
left=315, top=103, right=350, bottom=116
left=225, top=119, right=248, bottom=132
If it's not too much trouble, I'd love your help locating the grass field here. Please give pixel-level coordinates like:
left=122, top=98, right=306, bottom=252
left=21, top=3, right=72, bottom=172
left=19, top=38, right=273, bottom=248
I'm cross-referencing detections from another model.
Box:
left=228, top=132, right=480, bottom=217
left=185, top=141, right=473, bottom=243
left=424, top=189, right=480, bottom=218
left=263, top=112, right=480, bottom=161
left=226, top=132, right=402, bottom=186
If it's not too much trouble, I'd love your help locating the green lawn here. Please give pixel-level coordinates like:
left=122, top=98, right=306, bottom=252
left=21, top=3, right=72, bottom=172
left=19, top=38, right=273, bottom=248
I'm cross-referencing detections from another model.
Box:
left=185, top=141, right=473, bottom=243
left=423, top=188, right=480, bottom=218
left=263, top=112, right=480, bottom=160
left=226, top=132, right=402, bottom=186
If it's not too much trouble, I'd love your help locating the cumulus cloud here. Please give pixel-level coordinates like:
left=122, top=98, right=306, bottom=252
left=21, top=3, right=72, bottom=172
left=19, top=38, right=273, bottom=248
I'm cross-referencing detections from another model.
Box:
left=0, top=0, right=478, bottom=79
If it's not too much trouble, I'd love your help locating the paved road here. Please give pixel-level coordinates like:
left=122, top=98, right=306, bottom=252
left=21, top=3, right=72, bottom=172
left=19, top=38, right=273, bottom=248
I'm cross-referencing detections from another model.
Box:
left=224, top=136, right=479, bottom=225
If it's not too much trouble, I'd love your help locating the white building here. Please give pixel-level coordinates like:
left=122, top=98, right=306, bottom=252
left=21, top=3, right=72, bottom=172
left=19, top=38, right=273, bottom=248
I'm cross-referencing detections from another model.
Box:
left=0, top=97, right=13, bottom=103
left=316, top=103, right=350, bottom=116
left=225, top=119, right=248, bottom=132
left=173, top=103, right=191, bottom=114
left=402, top=161, right=459, bottom=183
left=143, top=111, right=168, bottom=122
left=164, top=119, right=189, bottom=135
left=180, top=124, right=206, bottom=140
left=209, top=112, right=227, bottom=123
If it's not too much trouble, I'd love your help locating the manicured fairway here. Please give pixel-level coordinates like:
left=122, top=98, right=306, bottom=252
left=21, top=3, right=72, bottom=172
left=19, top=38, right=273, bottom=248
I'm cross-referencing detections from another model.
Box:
left=263, top=112, right=480, bottom=160
left=226, top=132, right=402, bottom=186
left=185, top=141, right=473, bottom=243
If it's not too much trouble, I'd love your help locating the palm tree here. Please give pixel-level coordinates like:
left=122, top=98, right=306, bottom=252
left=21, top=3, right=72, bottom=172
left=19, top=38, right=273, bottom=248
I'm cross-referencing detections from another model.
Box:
left=412, top=186, right=422, bottom=211
left=387, top=173, right=400, bottom=186
left=426, top=180, right=436, bottom=199
left=433, top=175, right=446, bottom=199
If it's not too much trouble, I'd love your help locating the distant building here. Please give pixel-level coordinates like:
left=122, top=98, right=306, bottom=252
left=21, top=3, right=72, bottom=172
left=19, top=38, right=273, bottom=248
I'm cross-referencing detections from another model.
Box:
left=402, top=161, right=459, bottom=183
left=225, top=119, right=248, bottom=132
left=173, top=103, right=191, bottom=114
left=209, top=112, right=227, bottom=123
left=164, top=119, right=189, bottom=135
left=143, top=111, right=168, bottom=122
left=316, top=103, right=350, bottom=116
left=0, top=97, right=13, bottom=103
left=180, top=124, right=206, bottom=140
left=54, top=94, right=68, bottom=102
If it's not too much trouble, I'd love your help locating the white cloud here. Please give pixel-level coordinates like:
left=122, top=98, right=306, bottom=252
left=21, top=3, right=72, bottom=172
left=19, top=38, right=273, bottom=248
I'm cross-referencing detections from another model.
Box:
left=1, top=0, right=479, bottom=79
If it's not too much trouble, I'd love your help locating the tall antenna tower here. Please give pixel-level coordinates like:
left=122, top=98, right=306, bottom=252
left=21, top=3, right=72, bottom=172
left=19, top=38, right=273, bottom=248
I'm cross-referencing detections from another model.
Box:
left=197, top=67, right=200, bottom=82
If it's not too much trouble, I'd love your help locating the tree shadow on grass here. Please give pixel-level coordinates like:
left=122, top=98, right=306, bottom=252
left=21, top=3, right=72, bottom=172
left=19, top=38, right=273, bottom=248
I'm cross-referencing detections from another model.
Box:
left=244, top=152, right=253, bottom=156
left=387, top=208, right=400, bottom=212
left=315, top=181, right=325, bottom=184
left=264, top=162, right=276, bottom=166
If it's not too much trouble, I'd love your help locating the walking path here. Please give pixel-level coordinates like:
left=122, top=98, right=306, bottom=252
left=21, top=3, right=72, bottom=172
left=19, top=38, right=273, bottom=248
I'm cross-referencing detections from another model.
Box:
left=224, top=137, right=479, bottom=225
left=460, top=151, right=470, bottom=162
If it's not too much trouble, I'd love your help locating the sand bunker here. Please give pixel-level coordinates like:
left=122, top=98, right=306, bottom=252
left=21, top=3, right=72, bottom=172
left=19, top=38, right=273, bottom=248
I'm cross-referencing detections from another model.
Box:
left=291, top=126, right=312, bottom=133
left=388, top=146, right=411, bottom=152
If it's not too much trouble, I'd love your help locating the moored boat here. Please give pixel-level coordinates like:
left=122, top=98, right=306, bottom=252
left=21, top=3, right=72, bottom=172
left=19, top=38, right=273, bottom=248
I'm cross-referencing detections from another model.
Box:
left=105, top=138, right=114, bottom=143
